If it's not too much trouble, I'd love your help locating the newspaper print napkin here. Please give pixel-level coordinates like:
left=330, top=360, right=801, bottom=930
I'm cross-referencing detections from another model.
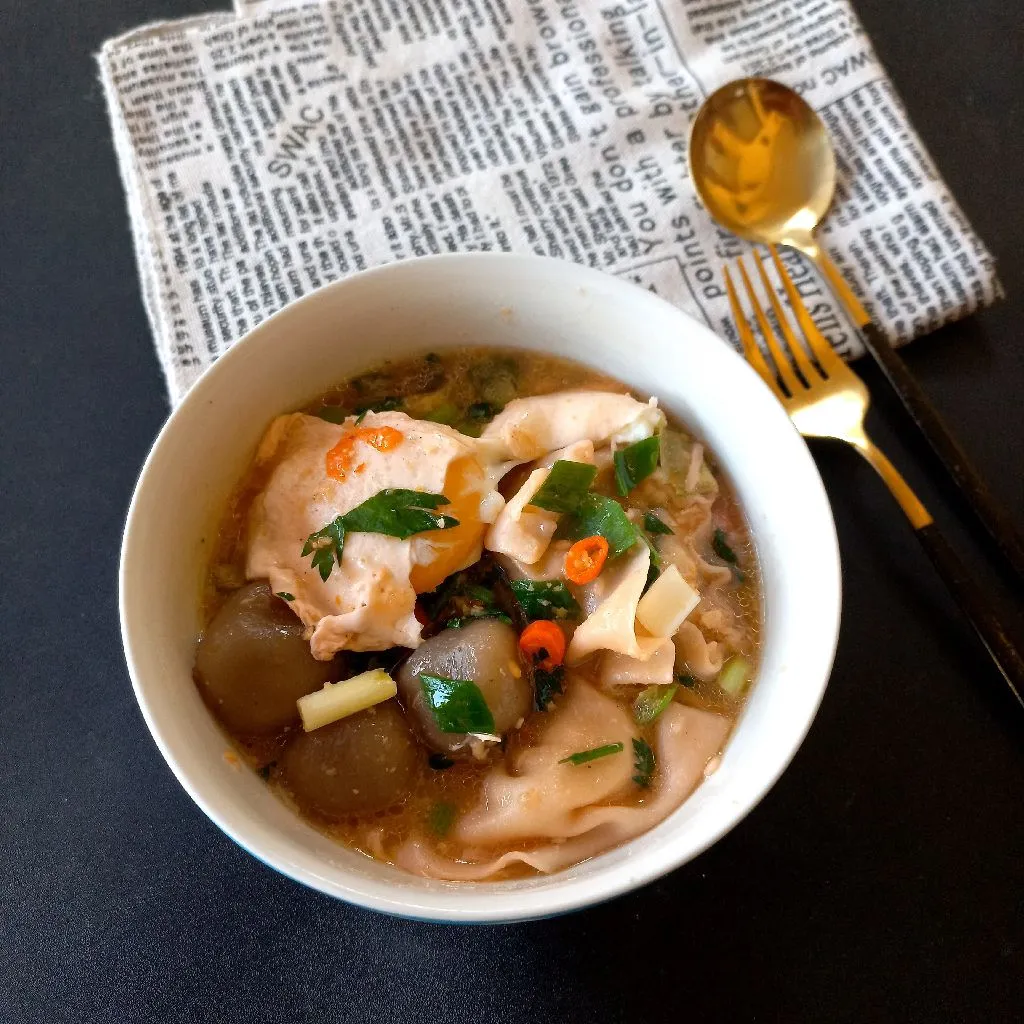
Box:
left=99, top=0, right=1001, bottom=404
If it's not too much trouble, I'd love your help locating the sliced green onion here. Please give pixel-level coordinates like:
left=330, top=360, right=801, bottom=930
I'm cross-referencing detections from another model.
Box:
left=419, top=674, right=496, bottom=733
left=717, top=655, right=752, bottom=696
left=529, top=460, right=598, bottom=514
left=534, top=666, right=564, bottom=711
left=559, top=742, right=624, bottom=766
left=614, top=435, right=661, bottom=495
left=633, top=683, right=678, bottom=725
left=428, top=801, right=457, bottom=837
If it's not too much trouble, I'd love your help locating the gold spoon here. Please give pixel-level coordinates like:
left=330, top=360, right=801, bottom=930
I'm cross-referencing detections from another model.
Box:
left=690, top=76, right=1024, bottom=582
left=689, top=77, right=867, bottom=322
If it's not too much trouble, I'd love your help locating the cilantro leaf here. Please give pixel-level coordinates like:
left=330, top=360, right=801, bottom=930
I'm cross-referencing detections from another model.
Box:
left=510, top=580, right=581, bottom=621
left=632, top=737, right=655, bottom=787
left=301, top=517, right=346, bottom=581
left=419, top=673, right=496, bottom=733
left=555, top=493, right=638, bottom=557
left=643, top=510, right=674, bottom=535
left=529, top=460, right=599, bottom=514
left=614, top=435, right=660, bottom=496
left=534, top=665, right=564, bottom=711
left=559, top=742, right=624, bottom=766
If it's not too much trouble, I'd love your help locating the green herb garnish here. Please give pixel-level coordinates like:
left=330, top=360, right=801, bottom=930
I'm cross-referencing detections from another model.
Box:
left=258, top=761, right=276, bottom=781
left=633, top=684, right=678, bottom=725
left=316, top=406, right=349, bottom=424
left=428, top=753, right=454, bottom=770
left=428, top=801, right=457, bottom=837
left=712, top=527, right=738, bottom=564
left=534, top=666, right=564, bottom=711
left=354, top=395, right=403, bottom=415
left=469, top=356, right=519, bottom=406
left=467, top=401, right=502, bottom=423
left=354, top=409, right=368, bottom=425
left=559, top=742, right=625, bottom=766
left=555, top=493, right=638, bottom=558
left=529, top=460, right=598, bottom=515
left=341, top=489, right=459, bottom=539
left=510, top=579, right=581, bottom=621
left=301, top=517, right=347, bottom=582
left=419, top=673, right=496, bottom=734
left=675, top=673, right=696, bottom=688
left=445, top=611, right=513, bottom=629
left=302, top=490, right=458, bottom=580
left=643, top=510, right=674, bottom=535
left=632, top=738, right=655, bottom=788
left=423, top=402, right=460, bottom=425
left=275, top=592, right=295, bottom=602
left=614, top=435, right=661, bottom=496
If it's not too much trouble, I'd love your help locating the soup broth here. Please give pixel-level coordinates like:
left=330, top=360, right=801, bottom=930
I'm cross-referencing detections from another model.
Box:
left=195, top=348, right=760, bottom=880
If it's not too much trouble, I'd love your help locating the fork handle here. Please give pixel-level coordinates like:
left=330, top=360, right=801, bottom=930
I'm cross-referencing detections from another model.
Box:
left=815, top=248, right=1024, bottom=583
left=913, top=522, right=1024, bottom=708
left=856, top=438, right=1024, bottom=707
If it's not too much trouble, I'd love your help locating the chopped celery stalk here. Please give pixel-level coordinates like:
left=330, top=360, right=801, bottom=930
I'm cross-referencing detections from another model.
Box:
left=297, top=669, right=397, bottom=731
left=635, top=565, right=700, bottom=637
left=717, top=656, right=752, bottom=696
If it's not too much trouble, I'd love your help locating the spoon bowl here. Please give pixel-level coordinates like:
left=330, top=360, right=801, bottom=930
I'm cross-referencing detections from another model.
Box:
left=689, top=78, right=836, bottom=251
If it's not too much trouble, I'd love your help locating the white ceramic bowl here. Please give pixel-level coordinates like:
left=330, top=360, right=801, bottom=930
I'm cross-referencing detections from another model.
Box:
left=120, top=253, right=840, bottom=922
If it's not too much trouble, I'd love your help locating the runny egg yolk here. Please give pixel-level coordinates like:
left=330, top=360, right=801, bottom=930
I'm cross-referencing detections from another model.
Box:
left=409, top=454, right=487, bottom=593
left=325, top=426, right=404, bottom=481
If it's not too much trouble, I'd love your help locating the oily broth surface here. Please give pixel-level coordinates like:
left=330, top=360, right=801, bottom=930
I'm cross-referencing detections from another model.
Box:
left=200, top=347, right=761, bottom=877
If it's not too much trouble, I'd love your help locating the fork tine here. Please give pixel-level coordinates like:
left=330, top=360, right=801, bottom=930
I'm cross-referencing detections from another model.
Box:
left=736, top=257, right=802, bottom=395
left=723, top=266, right=778, bottom=393
left=752, top=250, right=820, bottom=385
left=768, top=245, right=847, bottom=375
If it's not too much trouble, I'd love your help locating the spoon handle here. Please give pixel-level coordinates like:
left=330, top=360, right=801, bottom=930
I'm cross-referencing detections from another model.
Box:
left=813, top=249, right=1024, bottom=584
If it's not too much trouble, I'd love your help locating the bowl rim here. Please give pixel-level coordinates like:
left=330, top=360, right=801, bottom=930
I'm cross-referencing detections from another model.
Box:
left=119, top=251, right=841, bottom=923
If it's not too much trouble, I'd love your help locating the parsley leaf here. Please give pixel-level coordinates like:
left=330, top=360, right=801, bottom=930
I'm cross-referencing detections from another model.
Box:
left=675, top=673, right=696, bottom=688
left=534, top=665, right=564, bottom=711
left=643, top=510, right=674, bottom=535
left=342, top=489, right=459, bottom=539
left=633, top=684, right=678, bottom=725
left=529, top=460, right=598, bottom=514
left=428, top=753, right=455, bottom=771
left=302, top=490, right=459, bottom=580
left=555, top=493, right=638, bottom=557
left=614, top=435, right=660, bottom=496
left=712, top=527, right=738, bottom=564
left=467, top=401, right=502, bottom=423
left=632, top=738, right=655, bottom=787
left=275, top=592, right=296, bottom=602
left=301, top=517, right=346, bottom=582
left=419, top=673, right=496, bottom=733
left=559, top=742, right=624, bottom=766
left=510, top=580, right=581, bottom=621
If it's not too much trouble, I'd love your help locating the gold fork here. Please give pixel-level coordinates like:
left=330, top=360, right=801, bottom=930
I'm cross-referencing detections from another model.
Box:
left=725, top=246, right=1024, bottom=706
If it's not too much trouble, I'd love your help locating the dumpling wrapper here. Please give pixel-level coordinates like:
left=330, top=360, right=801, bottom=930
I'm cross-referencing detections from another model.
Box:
left=394, top=682, right=731, bottom=879
left=483, top=391, right=665, bottom=460
left=485, top=440, right=595, bottom=565
left=247, top=411, right=495, bottom=659
left=566, top=545, right=664, bottom=665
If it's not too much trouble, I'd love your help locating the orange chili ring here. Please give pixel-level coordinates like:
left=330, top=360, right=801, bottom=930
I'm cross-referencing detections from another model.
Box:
left=564, top=535, right=609, bottom=585
left=518, top=620, right=566, bottom=671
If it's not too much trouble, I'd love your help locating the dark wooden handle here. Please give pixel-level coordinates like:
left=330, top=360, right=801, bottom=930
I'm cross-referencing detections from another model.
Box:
left=915, top=522, right=1024, bottom=708
left=861, top=321, right=1024, bottom=582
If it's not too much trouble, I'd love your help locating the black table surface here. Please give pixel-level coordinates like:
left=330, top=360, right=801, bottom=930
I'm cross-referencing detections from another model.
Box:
left=3, top=1, right=1023, bottom=1021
